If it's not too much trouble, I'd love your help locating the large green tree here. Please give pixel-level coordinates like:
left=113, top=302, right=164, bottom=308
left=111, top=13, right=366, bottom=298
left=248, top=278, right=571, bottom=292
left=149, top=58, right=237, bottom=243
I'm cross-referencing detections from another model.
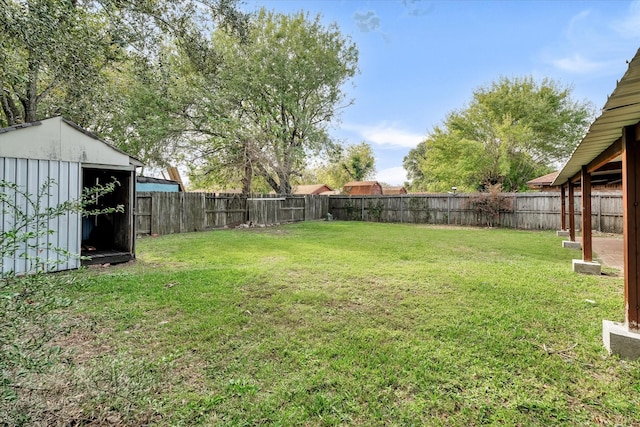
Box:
left=306, top=141, right=376, bottom=189
left=404, top=76, right=594, bottom=192
left=0, top=0, right=114, bottom=125
left=0, top=0, right=246, bottom=158
left=189, top=9, right=359, bottom=194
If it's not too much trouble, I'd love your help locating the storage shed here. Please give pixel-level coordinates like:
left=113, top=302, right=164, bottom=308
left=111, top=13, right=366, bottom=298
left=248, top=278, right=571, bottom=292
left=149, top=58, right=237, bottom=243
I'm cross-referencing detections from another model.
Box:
left=0, top=117, right=142, bottom=275
left=343, top=181, right=383, bottom=196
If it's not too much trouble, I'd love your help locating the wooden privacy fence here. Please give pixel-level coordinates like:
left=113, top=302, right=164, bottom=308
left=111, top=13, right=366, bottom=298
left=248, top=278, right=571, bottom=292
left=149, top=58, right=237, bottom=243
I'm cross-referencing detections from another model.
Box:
left=135, top=192, right=329, bottom=236
left=328, top=192, right=623, bottom=233
left=136, top=191, right=622, bottom=237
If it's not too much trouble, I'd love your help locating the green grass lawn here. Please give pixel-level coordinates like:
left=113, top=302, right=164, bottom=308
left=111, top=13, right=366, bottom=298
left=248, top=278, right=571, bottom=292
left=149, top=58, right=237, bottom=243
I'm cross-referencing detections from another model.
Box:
left=60, top=222, right=639, bottom=425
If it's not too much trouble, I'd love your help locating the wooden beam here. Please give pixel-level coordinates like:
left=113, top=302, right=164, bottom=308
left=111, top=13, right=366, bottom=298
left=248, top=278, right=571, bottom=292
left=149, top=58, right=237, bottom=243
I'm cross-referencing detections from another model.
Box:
left=167, top=166, right=186, bottom=192
left=588, top=138, right=622, bottom=173
left=560, top=184, right=566, bottom=230
left=570, top=171, right=582, bottom=184
left=581, top=166, right=592, bottom=262
left=592, top=161, right=622, bottom=174
left=568, top=180, right=576, bottom=242
left=622, top=124, right=640, bottom=329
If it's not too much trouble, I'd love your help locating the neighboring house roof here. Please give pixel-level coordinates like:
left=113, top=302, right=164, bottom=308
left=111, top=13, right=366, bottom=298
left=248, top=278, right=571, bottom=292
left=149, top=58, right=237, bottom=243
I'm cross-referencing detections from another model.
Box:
left=293, top=184, right=333, bottom=195
left=527, top=171, right=560, bottom=188
left=344, top=181, right=380, bottom=187
left=383, top=186, right=407, bottom=195
left=0, top=116, right=143, bottom=168
left=552, top=48, right=640, bottom=186
left=137, top=176, right=180, bottom=185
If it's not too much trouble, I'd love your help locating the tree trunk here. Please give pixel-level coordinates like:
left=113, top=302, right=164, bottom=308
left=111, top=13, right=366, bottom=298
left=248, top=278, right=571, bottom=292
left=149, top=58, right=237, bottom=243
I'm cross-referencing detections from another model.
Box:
left=279, top=173, right=292, bottom=195
left=1, top=88, right=22, bottom=126
left=241, top=141, right=252, bottom=194
left=23, top=59, right=40, bottom=123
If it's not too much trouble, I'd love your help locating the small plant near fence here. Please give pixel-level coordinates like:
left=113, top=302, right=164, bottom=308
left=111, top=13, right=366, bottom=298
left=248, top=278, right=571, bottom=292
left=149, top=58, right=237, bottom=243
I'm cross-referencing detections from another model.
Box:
left=344, top=200, right=358, bottom=220
left=367, top=200, right=385, bottom=222
left=408, top=197, right=431, bottom=223
left=464, top=184, right=514, bottom=227
left=0, top=178, right=122, bottom=425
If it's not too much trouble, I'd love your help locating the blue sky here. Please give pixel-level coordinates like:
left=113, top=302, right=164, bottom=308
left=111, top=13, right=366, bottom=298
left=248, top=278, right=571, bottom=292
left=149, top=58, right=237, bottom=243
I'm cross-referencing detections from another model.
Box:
left=243, top=0, right=640, bottom=185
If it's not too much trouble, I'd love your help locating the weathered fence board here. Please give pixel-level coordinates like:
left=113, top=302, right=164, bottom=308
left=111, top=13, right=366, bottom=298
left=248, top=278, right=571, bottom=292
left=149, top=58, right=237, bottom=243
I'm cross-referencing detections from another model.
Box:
left=136, top=192, right=329, bottom=236
left=136, top=191, right=623, bottom=237
left=327, top=192, right=623, bottom=233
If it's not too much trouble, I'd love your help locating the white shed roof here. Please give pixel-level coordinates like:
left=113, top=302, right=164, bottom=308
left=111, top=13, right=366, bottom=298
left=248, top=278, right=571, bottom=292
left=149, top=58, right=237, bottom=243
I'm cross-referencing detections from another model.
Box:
left=552, top=48, right=640, bottom=185
left=0, top=116, right=143, bottom=169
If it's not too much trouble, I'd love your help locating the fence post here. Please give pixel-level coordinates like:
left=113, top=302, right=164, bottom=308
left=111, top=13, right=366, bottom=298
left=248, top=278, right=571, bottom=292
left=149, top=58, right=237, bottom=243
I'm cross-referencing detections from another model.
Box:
left=597, top=194, right=602, bottom=232
left=513, top=194, right=518, bottom=229
left=150, top=193, right=158, bottom=235
left=179, top=192, right=185, bottom=233
left=202, top=193, right=206, bottom=229
left=361, top=196, right=365, bottom=221
left=400, top=196, right=404, bottom=223
left=447, top=195, right=451, bottom=225
left=303, top=195, right=307, bottom=222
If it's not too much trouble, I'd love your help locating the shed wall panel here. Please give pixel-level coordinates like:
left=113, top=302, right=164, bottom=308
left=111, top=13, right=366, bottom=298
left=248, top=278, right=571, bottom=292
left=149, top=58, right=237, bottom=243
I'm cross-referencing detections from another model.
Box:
left=1, top=158, right=81, bottom=275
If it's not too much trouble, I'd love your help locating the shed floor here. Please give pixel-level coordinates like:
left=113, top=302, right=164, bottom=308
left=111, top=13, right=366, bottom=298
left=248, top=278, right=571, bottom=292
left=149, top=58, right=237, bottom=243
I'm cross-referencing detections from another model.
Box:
left=81, top=250, right=133, bottom=266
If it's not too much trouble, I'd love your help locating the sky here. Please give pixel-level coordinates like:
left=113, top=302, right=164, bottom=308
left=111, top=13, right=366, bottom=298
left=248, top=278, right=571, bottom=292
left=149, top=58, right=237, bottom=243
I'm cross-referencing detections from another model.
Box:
left=242, top=0, right=640, bottom=186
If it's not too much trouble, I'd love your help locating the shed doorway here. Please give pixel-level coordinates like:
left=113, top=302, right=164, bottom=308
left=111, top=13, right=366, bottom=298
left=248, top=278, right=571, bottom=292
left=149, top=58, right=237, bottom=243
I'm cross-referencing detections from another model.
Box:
left=81, top=167, right=134, bottom=265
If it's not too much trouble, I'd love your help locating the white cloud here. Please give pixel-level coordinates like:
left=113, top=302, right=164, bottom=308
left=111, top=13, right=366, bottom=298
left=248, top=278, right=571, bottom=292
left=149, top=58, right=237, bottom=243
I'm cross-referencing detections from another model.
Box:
left=544, top=5, right=637, bottom=76
left=353, top=10, right=381, bottom=33
left=614, top=0, right=640, bottom=38
left=343, top=122, right=424, bottom=148
left=551, top=53, right=608, bottom=74
left=567, top=10, right=591, bottom=39
left=375, top=167, right=407, bottom=186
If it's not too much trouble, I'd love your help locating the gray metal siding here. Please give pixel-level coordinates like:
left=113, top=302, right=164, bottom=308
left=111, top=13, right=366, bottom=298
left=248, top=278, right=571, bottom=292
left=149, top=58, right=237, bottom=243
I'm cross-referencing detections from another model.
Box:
left=1, top=157, right=81, bottom=275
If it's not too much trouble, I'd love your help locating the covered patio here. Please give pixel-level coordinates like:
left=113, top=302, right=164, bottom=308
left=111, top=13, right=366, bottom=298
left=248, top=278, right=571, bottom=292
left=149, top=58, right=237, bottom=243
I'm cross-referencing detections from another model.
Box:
left=552, top=47, right=640, bottom=359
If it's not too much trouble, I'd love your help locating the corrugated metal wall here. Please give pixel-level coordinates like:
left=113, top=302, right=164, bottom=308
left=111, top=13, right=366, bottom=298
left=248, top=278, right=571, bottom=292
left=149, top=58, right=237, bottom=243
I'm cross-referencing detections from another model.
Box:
left=1, top=157, right=81, bottom=275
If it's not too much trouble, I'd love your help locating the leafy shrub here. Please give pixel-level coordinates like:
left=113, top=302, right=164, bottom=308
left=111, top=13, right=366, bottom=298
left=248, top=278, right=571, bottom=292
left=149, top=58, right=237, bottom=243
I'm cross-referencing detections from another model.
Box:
left=367, top=200, right=384, bottom=222
left=465, top=184, right=513, bottom=227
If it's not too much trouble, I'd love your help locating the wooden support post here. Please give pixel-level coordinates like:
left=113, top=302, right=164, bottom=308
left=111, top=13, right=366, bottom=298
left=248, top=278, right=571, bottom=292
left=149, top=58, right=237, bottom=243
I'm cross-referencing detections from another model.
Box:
left=568, top=182, right=576, bottom=241
left=581, top=166, right=593, bottom=262
left=622, top=125, right=640, bottom=329
left=560, top=184, right=567, bottom=230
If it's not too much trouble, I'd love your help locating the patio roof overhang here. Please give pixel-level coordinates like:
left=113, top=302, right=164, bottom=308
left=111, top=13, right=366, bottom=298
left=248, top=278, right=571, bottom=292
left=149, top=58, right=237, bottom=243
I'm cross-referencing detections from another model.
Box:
left=552, top=48, right=640, bottom=186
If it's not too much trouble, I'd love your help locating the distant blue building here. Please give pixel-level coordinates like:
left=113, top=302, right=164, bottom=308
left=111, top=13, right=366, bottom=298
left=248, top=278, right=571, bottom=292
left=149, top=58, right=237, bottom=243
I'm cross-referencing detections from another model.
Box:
left=136, top=176, right=181, bottom=192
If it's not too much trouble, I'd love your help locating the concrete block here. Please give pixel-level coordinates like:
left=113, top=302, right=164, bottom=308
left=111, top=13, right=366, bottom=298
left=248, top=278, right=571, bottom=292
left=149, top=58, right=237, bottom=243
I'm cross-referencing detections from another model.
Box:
left=603, top=320, right=640, bottom=360
left=572, top=259, right=601, bottom=275
left=556, top=230, right=570, bottom=237
left=562, top=240, right=581, bottom=249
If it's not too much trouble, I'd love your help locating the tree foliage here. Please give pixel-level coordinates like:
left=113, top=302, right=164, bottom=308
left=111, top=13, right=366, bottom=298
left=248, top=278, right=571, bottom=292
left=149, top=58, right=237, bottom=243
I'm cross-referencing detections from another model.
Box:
left=0, top=0, right=115, bottom=125
left=1, top=2, right=357, bottom=193
left=0, top=0, right=247, bottom=165
left=404, top=76, right=594, bottom=192
left=307, top=141, right=376, bottom=189
left=189, top=9, right=359, bottom=194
